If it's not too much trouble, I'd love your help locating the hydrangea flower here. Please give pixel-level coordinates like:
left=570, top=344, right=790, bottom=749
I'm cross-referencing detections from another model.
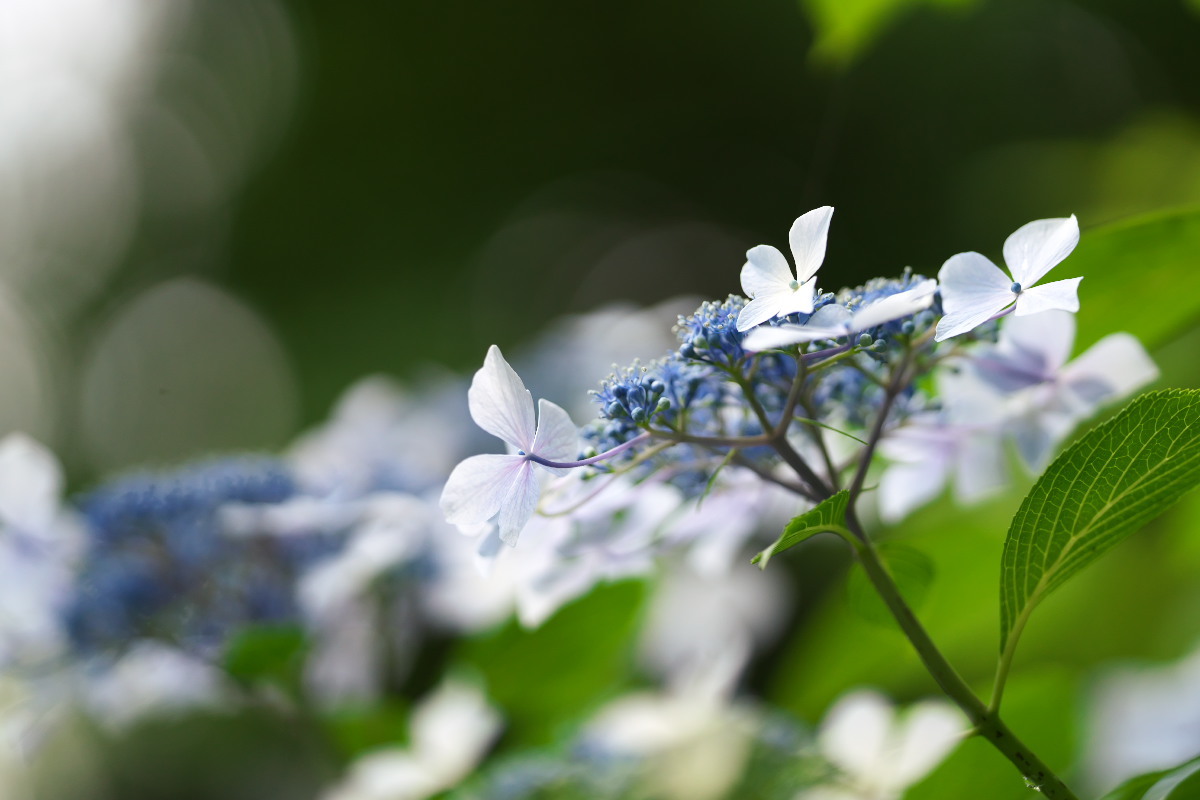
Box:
left=967, top=310, right=1158, bottom=469
left=440, top=346, right=578, bottom=546
left=320, top=679, right=501, bottom=800
left=935, top=215, right=1082, bottom=342
left=736, top=206, right=834, bottom=332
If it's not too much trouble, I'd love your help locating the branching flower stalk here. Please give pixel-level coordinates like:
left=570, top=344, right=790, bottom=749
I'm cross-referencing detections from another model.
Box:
left=442, top=208, right=1159, bottom=797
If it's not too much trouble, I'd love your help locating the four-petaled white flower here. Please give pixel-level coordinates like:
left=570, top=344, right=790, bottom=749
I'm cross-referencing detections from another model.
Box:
left=440, top=345, right=577, bottom=547
left=735, top=206, right=835, bottom=332
left=935, top=215, right=1082, bottom=342
left=742, top=279, right=938, bottom=351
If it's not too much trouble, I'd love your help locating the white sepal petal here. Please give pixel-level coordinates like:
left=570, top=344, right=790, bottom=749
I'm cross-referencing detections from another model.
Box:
left=440, top=454, right=525, bottom=526
left=739, top=245, right=793, bottom=299
left=0, top=433, right=63, bottom=534
left=530, top=399, right=578, bottom=465
left=735, top=292, right=790, bottom=332
left=468, top=345, right=536, bottom=450
left=1003, top=215, right=1079, bottom=287
left=497, top=461, right=539, bottom=546
left=851, top=279, right=938, bottom=330
left=1013, top=277, right=1082, bottom=316
left=934, top=252, right=1014, bottom=341
left=788, top=206, right=834, bottom=283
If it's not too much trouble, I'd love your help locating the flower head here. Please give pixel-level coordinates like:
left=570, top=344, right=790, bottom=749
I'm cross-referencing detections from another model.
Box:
left=935, top=215, right=1082, bottom=342
left=736, top=206, right=834, bottom=332
left=440, top=346, right=578, bottom=546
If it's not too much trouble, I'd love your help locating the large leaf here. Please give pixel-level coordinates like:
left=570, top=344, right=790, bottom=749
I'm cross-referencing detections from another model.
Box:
left=753, top=490, right=851, bottom=568
left=1100, top=757, right=1200, bottom=800
left=1074, top=206, right=1200, bottom=350
left=800, top=0, right=978, bottom=66
left=846, top=542, right=935, bottom=626
left=1000, top=390, right=1200, bottom=655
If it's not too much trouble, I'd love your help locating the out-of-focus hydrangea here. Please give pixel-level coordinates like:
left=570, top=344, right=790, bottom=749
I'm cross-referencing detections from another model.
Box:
left=797, top=690, right=964, bottom=800
left=62, top=457, right=321, bottom=657
left=77, top=640, right=232, bottom=730
left=0, top=434, right=84, bottom=669
left=1084, top=640, right=1200, bottom=794
left=319, top=679, right=501, bottom=800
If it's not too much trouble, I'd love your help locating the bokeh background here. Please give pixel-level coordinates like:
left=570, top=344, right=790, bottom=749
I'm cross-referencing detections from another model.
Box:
left=6, top=1, right=1200, bottom=798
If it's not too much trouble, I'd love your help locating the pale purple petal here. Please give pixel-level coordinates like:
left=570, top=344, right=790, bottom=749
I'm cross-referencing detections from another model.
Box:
left=530, top=399, right=578, bottom=464
left=735, top=292, right=789, bottom=332
left=440, top=454, right=525, bottom=526
left=788, top=206, right=834, bottom=283
left=851, top=278, right=938, bottom=331
left=1013, top=277, right=1082, bottom=316
left=878, top=459, right=950, bottom=524
left=497, top=461, right=539, bottom=546
left=739, top=245, right=793, bottom=298
left=1003, top=215, right=1079, bottom=287
left=954, top=432, right=1007, bottom=502
left=934, top=252, right=1014, bottom=341
left=1000, top=310, right=1076, bottom=373
left=1063, top=333, right=1158, bottom=410
left=467, top=345, right=536, bottom=450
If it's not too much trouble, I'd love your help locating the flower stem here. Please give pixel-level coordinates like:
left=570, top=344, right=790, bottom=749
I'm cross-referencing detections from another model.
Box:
left=846, top=523, right=1080, bottom=799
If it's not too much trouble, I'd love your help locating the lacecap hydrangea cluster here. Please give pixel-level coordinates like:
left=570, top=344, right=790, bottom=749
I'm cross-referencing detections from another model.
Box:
left=441, top=206, right=1158, bottom=545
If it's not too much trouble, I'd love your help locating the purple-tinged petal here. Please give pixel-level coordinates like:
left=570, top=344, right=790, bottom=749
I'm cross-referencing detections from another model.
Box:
left=440, top=454, right=524, bottom=526
left=468, top=346, right=536, bottom=451
left=497, top=461, right=539, bottom=546
left=530, top=399, right=578, bottom=465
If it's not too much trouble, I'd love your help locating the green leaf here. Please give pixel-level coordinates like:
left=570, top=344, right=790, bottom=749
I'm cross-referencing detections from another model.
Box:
left=753, top=490, right=851, bottom=568
left=223, top=624, right=309, bottom=697
left=847, top=542, right=934, bottom=627
left=1000, top=390, right=1200, bottom=657
left=1074, top=206, right=1200, bottom=351
left=1100, top=756, right=1200, bottom=800
left=800, top=0, right=979, bottom=67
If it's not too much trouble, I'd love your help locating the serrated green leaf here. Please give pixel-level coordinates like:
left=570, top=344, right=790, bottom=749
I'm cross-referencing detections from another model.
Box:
left=1000, top=390, right=1200, bottom=657
left=753, top=490, right=851, bottom=568
left=847, top=542, right=934, bottom=627
left=1100, top=756, right=1200, bottom=800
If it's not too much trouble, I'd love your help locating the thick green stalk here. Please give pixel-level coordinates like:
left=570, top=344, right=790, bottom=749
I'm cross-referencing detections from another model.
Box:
left=850, top=532, right=1080, bottom=800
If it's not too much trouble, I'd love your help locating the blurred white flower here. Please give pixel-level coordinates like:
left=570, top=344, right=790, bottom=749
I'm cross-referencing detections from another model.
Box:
left=581, top=649, right=759, bottom=800
left=637, top=559, right=791, bottom=689
left=320, top=679, right=501, bottom=800
left=0, top=433, right=84, bottom=668
left=968, top=310, right=1158, bottom=469
left=80, top=640, right=231, bottom=730
left=1085, top=642, right=1200, bottom=794
left=799, top=690, right=964, bottom=800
